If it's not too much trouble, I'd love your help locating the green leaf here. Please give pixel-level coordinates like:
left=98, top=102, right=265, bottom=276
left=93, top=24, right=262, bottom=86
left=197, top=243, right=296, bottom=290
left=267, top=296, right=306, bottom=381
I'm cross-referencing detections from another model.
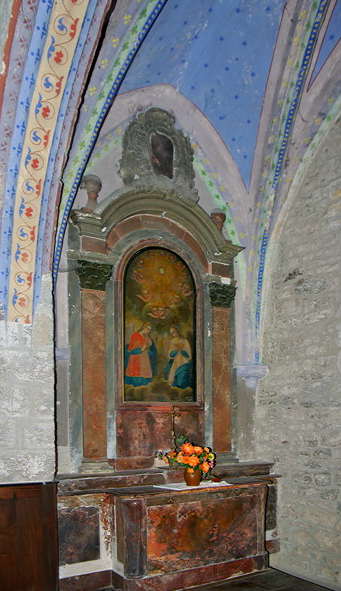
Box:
left=175, top=434, right=188, bottom=446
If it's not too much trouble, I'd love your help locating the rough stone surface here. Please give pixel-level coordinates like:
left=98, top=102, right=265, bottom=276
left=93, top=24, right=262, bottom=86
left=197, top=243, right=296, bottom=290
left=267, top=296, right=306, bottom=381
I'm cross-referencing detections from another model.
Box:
left=256, top=120, right=341, bottom=588
left=0, top=274, right=56, bottom=483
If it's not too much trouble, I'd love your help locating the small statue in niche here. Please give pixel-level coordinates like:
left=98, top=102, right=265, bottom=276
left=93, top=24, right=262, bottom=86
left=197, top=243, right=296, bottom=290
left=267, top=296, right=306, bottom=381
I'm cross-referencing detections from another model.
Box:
left=150, top=132, right=173, bottom=179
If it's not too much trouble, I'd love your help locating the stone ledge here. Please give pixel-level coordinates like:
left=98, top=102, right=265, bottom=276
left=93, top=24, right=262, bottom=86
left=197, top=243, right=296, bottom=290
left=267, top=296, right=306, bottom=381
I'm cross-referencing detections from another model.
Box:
left=57, top=461, right=275, bottom=494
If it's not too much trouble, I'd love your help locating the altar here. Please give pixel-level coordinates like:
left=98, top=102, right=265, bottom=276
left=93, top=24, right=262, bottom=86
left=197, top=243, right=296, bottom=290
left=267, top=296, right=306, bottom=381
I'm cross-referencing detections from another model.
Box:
left=113, top=481, right=267, bottom=590
left=58, top=476, right=269, bottom=591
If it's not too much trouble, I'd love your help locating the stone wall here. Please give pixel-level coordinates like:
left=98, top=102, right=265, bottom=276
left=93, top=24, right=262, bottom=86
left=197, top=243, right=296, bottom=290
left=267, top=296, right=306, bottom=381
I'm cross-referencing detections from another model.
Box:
left=0, top=273, right=56, bottom=483
left=256, top=119, right=341, bottom=589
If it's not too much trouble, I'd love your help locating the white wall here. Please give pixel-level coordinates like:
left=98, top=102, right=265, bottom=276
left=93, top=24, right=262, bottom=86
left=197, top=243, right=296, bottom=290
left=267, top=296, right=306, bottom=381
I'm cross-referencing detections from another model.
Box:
left=256, top=118, right=341, bottom=589
left=0, top=273, right=56, bottom=483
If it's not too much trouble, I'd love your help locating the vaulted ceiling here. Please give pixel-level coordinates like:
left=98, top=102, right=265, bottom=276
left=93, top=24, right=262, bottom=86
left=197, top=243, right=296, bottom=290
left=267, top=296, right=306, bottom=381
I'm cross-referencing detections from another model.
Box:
left=120, top=0, right=286, bottom=187
left=0, top=0, right=341, bottom=361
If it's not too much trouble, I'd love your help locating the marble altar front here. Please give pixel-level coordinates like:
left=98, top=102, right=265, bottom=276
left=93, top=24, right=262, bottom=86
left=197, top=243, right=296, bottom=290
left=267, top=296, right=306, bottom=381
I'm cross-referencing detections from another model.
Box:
left=60, top=482, right=267, bottom=591
left=58, top=464, right=278, bottom=591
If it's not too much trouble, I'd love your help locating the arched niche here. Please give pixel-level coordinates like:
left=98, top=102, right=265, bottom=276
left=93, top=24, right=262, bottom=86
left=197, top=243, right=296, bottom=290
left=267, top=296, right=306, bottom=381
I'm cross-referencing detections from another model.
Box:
left=67, top=188, right=242, bottom=475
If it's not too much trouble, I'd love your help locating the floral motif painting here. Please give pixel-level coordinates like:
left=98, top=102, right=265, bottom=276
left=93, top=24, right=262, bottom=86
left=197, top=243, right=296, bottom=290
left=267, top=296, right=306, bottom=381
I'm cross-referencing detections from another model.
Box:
left=124, top=247, right=196, bottom=402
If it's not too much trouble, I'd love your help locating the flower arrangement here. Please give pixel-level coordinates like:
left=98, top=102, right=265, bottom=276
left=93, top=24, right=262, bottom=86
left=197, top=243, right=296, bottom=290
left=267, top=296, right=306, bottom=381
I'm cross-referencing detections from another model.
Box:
left=156, top=435, right=218, bottom=480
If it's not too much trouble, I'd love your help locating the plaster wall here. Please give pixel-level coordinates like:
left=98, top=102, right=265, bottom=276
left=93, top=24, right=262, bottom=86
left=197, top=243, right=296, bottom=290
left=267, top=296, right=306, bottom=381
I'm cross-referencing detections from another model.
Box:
left=0, top=1, right=14, bottom=75
left=0, top=273, right=56, bottom=483
left=255, top=119, right=341, bottom=589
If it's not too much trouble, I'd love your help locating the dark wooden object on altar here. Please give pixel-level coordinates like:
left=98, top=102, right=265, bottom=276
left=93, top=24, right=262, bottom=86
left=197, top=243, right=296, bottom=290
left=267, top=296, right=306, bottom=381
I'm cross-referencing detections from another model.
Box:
left=0, top=482, right=58, bottom=591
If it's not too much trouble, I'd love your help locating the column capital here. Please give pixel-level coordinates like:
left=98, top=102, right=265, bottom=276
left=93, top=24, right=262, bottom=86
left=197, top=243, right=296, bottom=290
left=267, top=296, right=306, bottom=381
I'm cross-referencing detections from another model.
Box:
left=235, top=365, right=268, bottom=388
left=209, top=282, right=236, bottom=308
left=76, top=260, right=112, bottom=290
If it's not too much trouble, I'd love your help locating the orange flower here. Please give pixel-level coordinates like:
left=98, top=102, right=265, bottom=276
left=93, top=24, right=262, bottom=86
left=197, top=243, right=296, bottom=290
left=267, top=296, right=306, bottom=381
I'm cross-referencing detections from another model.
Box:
left=204, top=447, right=209, bottom=452
left=188, top=455, right=200, bottom=467
left=182, top=456, right=190, bottom=464
left=169, top=451, right=176, bottom=459
left=181, top=443, right=195, bottom=455
left=176, top=453, right=184, bottom=463
left=193, top=446, right=203, bottom=454
left=200, top=461, right=210, bottom=473
left=186, top=467, right=194, bottom=474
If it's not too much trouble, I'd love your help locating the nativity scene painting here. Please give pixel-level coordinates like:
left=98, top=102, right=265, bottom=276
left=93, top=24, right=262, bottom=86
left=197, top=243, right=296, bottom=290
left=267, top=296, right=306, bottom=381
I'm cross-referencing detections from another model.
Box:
left=124, top=247, right=196, bottom=403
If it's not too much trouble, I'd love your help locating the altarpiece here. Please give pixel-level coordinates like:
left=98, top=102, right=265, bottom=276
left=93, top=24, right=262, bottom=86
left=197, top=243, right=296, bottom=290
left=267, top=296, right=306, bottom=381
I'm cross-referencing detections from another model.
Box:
left=57, top=109, right=274, bottom=591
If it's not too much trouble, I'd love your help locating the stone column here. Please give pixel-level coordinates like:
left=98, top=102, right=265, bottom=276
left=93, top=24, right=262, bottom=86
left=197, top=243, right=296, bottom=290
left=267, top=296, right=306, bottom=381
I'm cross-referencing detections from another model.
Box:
left=122, top=498, right=147, bottom=578
left=76, top=260, right=113, bottom=473
left=209, top=282, right=237, bottom=459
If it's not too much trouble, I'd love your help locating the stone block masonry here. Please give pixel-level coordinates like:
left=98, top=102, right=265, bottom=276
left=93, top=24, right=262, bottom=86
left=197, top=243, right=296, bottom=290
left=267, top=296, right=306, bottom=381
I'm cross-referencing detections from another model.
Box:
left=255, top=119, right=341, bottom=590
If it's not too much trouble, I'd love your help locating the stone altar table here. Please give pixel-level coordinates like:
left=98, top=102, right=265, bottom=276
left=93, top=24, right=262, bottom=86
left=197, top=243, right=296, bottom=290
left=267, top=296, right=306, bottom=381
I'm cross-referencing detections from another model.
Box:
left=111, top=480, right=268, bottom=591
left=58, top=466, right=277, bottom=591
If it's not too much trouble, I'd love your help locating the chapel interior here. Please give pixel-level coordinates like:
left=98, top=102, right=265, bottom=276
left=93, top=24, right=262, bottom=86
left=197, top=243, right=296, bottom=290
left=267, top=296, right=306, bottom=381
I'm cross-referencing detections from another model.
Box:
left=0, top=1, right=340, bottom=591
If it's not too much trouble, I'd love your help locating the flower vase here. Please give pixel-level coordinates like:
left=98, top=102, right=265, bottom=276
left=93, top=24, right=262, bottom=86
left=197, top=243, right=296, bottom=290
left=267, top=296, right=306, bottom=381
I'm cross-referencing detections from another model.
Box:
left=184, top=468, right=202, bottom=486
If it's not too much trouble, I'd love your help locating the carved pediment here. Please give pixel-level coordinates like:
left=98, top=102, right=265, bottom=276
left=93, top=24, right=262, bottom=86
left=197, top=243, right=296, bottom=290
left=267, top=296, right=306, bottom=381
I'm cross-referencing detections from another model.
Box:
left=118, top=108, right=199, bottom=203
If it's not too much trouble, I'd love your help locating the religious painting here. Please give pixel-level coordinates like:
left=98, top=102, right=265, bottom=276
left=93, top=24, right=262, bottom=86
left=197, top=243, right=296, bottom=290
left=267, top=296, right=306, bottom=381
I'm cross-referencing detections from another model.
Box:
left=123, top=247, right=196, bottom=402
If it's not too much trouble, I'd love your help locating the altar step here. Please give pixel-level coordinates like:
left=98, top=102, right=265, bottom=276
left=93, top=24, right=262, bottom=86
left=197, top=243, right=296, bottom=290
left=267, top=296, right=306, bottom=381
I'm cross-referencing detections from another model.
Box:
left=178, top=568, right=332, bottom=591
left=96, top=569, right=331, bottom=591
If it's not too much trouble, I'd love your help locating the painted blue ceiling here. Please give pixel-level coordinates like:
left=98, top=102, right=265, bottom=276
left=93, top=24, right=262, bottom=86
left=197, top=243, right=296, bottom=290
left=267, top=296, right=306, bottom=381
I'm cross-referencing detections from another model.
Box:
left=311, top=0, right=341, bottom=83
left=119, top=0, right=285, bottom=187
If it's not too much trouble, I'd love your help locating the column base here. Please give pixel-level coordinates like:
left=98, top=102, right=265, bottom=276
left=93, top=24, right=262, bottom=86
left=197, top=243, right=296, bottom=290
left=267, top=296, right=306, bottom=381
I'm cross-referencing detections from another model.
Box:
left=79, top=459, right=114, bottom=474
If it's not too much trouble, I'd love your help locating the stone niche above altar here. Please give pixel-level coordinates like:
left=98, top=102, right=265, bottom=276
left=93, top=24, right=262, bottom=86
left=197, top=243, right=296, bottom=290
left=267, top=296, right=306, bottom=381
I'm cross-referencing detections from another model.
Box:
left=67, top=108, right=243, bottom=476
